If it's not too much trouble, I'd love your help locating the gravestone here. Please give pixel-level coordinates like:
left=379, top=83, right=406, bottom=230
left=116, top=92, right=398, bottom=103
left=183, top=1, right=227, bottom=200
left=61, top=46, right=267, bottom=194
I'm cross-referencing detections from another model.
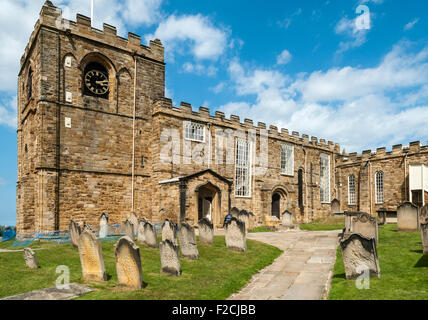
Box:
left=225, top=218, right=247, bottom=252
left=99, top=213, right=109, bottom=239
left=137, top=219, right=147, bottom=244
left=397, top=202, right=419, bottom=231
left=69, top=220, right=81, bottom=249
left=265, top=215, right=281, bottom=228
left=340, top=233, right=381, bottom=279
left=198, top=218, right=214, bottom=244
left=281, top=210, right=293, bottom=227
left=144, top=222, right=158, bottom=248
left=352, top=213, right=379, bottom=244
left=178, top=223, right=199, bottom=259
left=114, top=236, right=143, bottom=289
left=230, top=207, right=240, bottom=218
left=237, top=210, right=255, bottom=232
left=160, top=240, right=181, bottom=276
left=23, top=248, right=39, bottom=269
left=421, top=223, right=428, bottom=255
left=420, top=205, right=428, bottom=224
left=331, top=199, right=341, bottom=215
left=77, top=229, right=107, bottom=282
left=129, top=212, right=139, bottom=236
left=162, top=219, right=178, bottom=245
left=344, top=212, right=360, bottom=232
left=124, top=220, right=135, bottom=240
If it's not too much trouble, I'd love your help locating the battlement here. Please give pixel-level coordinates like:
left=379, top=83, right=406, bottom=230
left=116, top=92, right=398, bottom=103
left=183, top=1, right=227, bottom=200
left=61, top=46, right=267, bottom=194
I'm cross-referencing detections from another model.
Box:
left=20, top=1, right=164, bottom=69
left=339, top=141, right=428, bottom=164
left=153, top=98, right=341, bottom=153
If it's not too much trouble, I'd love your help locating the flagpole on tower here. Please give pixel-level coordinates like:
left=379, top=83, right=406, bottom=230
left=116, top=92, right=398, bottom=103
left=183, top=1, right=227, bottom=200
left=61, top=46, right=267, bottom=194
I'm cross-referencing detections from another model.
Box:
left=91, top=0, right=94, bottom=27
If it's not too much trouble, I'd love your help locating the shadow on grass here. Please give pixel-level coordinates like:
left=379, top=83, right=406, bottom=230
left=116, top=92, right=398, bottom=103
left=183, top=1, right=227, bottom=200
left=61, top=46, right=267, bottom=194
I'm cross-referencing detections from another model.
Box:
left=333, top=273, right=347, bottom=280
left=414, top=255, right=428, bottom=268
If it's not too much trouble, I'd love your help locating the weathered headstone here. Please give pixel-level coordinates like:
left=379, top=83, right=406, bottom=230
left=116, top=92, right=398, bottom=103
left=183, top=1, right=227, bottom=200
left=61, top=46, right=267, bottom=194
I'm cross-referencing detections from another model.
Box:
left=23, top=248, right=39, bottom=269
left=420, top=204, right=428, bottom=224
left=198, top=218, right=214, bottom=244
left=225, top=218, right=247, bottom=252
left=421, top=223, right=428, bottom=255
left=160, top=240, right=181, bottom=276
left=124, top=220, right=135, bottom=240
left=137, top=219, right=147, bottom=244
left=397, top=202, right=420, bottom=232
left=331, top=199, right=341, bottom=215
left=144, top=221, right=159, bottom=248
left=129, top=212, right=139, bottom=236
left=340, top=233, right=380, bottom=279
left=178, top=223, right=199, bottom=259
left=344, top=211, right=360, bottom=232
left=162, top=219, right=178, bottom=245
left=352, top=213, right=379, bottom=244
left=77, top=229, right=107, bottom=282
left=281, top=210, right=293, bottom=227
left=114, top=236, right=143, bottom=289
left=264, top=215, right=281, bottom=228
left=237, top=210, right=255, bottom=232
left=99, top=213, right=109, bottom=239
left=230, top=207, right=240, bottom=218
left=69, top=220, right=81, bottom=249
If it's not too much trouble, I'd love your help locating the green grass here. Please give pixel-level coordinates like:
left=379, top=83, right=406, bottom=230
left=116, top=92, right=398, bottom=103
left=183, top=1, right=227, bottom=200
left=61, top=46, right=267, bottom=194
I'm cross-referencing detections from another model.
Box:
left=300, top=216, right=345, bottom=231
left=329, top=224, right=428, bottom=300
left=249, top=226, right=272, bottom=233
left=0, top=236, right=282, bottom=300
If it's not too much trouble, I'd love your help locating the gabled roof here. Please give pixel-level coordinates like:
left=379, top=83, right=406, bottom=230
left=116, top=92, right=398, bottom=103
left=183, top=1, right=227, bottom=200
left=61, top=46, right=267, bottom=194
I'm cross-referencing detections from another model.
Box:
left=159, top=169, right=233, bottom=186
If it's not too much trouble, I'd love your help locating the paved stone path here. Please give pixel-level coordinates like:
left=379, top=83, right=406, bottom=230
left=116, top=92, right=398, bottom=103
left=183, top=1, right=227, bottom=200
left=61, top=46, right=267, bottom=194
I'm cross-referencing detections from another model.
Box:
left=1, top=283, right=93, bottom=300
left=228, top=230, right=341, bottom=300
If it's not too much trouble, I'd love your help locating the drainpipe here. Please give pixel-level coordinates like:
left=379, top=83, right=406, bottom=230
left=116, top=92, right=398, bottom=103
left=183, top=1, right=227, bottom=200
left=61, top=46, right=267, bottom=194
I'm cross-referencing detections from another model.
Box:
left=404, top=153, right=408, bottom=201
left=131, top=54, right=137, bottom=213
left=368, top=160, right=372, bottom=215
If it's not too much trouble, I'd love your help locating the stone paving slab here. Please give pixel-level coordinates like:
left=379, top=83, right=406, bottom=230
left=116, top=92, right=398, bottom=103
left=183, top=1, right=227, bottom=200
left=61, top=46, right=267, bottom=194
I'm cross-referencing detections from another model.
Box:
left=228, top=230, right=341, bottom=301
left=1, top=284, right=93, bottom=300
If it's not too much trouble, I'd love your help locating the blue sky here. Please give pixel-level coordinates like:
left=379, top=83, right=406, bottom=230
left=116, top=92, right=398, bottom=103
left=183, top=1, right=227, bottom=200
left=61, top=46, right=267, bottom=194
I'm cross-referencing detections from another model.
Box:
left=0, top=0, right=427, bottom=226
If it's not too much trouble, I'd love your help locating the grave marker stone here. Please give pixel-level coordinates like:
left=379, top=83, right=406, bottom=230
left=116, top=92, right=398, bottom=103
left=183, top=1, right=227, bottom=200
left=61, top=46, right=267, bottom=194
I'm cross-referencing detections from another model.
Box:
left=114, top=236, right=143, bottom=289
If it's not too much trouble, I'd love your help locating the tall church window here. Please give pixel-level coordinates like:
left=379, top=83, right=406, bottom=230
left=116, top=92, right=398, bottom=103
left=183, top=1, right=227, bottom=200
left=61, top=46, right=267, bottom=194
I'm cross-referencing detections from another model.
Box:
left=235, top=138, right=252, bottom=197
left=281, top=143, right=294, bottom=176
left=320, top=154, right=331, bottom=203
left=298, top=169, right=304, bottom=209
left=26, top=68, right=33, bottom=101
left=184, top=121, right=205, bottom=142
left=348, top=175, right=356, bottom=205
left=375, top=171, right=384, bottom=204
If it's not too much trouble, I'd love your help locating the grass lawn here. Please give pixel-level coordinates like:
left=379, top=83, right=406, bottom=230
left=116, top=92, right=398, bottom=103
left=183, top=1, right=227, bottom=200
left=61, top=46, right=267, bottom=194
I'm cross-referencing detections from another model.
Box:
left=249, top=226, right=272, bottom=233
left=300, top=216, right=345, bottom=231
left=329, top=224, right=428, bottom=300
left=0, top=236, right=282, bottom=300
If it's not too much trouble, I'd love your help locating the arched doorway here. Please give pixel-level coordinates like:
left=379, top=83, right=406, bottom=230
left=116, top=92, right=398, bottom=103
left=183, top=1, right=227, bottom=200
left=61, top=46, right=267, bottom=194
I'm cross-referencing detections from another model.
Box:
left=196, top=183, right=220, bottom=224
left=272, top=193, right=281, bottom=218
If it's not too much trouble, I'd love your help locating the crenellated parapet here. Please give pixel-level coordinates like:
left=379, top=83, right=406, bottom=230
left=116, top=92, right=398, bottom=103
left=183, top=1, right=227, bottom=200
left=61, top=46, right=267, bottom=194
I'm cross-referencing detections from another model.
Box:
left=338, top=141, right=428, bottom=165
left=20, top=1, right=164, bottom=70
left=153, top=98, right=341, bottom=153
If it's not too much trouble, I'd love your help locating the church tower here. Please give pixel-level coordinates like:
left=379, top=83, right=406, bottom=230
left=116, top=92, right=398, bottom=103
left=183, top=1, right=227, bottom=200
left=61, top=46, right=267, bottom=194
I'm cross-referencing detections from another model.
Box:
left=17, top=1, right=165, bottom=234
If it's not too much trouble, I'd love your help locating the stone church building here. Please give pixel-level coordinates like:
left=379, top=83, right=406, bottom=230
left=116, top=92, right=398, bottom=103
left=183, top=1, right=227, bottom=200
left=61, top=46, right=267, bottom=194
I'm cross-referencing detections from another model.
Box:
left=16, top=2, right=428, bottom=234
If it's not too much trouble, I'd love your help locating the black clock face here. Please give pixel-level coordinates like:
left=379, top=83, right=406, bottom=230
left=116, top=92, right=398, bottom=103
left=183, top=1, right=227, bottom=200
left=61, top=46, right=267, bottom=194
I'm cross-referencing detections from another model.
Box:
left=84, top=70, right=109, bottom=95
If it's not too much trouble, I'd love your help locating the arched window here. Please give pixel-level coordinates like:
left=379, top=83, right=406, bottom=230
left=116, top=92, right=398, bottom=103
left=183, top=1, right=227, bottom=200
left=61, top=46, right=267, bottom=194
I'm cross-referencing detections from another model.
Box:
left=348, top=175, right=356, bottom=205
left=26, top=68, right=33, bottom=100
left=375, top=171, right=384, bottom=204
left=83, top=62, right=109, bottom=99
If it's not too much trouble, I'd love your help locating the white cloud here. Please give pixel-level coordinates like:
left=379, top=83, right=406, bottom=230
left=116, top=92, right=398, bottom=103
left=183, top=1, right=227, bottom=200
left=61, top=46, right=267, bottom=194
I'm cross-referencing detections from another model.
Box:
left=211, top=82, right=226, bottom=94
left=219, top=42, right=428, bottom=152
left=0, top=96, right=17, bottom=129
left=277, top=50, right=292, bottom=66
left=335, top=16, right=369, bottom=54
left=182, top=62, right=218, bottom=77
left=404, top=18, right=419, bottom=31
left=146, top=14, right=228, bottom=61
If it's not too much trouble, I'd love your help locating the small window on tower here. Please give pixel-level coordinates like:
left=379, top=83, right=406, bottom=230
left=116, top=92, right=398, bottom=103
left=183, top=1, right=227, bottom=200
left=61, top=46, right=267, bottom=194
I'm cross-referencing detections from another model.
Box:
left=26, top=68, right=33, bottom=101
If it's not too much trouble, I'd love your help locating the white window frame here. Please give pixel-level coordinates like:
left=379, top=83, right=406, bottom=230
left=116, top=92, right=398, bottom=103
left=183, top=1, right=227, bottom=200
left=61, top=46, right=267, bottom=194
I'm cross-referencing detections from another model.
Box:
left=375, top=171, right=384, bottom=204
left=320, top=154, right=331, bottom=203
left=184, top=121, right=205, bottom=143
left=281, top=143, right=294, bottom=176
left=348, top=175, right=356, bottom=205
left=235, top=138, right=252, bottom=198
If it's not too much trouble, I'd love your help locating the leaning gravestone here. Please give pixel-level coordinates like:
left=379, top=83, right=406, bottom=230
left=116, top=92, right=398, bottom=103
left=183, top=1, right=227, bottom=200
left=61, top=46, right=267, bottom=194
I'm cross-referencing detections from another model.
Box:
left=129, top=212, right=139, bottom=236
left=69, top=220, right=81, bottom=249
left=144, top=222, right=159, bottom=248
left=421, top=223, right=428, bottom=255
left=178, top=223, right=199, bottom=259
left=114, top=236, right=143, bottom=289
left=225, top=218, right=247, bottom=252
left=162, top=219, right=178, bottom=245
left=23, top=248, right=39, bottom=269
left=77, top=229, right=107, bottom=282
left=397, top=202, right=420, bottom=232
left=198, top=218, right=214, bottom=245
left=99, top=213, right=109, bottom=239
left=124, top=220, right=135, bottom=240
left=230, top=207, right=240, bottom=218
left=340, top=233, right=381, bottom=279
left=237, top=210, right=255, bottom=232
left=137, top=219, right=147, bottom=244
left=352, top=213, right=379, bottom=244
left=282, top=210, right=293, bottom=227
left=160, top=240, right=181, bottom=276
